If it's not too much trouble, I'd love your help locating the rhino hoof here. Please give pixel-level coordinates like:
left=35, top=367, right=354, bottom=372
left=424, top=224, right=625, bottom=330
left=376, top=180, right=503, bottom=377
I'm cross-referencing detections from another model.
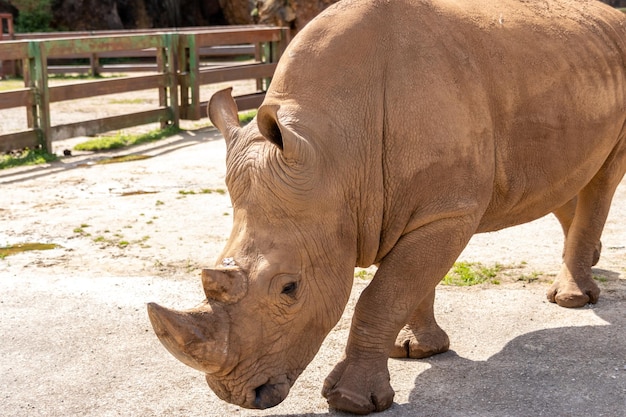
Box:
left=323, top=360, right=394, bottom=415
left=390, top=325, right=450, bottom=359
left=547, top=281, right=600, bottom=308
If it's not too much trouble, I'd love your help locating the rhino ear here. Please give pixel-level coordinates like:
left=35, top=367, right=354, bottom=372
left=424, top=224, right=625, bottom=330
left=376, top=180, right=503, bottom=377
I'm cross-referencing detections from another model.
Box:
left=257, top=104, right=284, bottom=150
left=208, top=88, right=241, bottom=147
left=257, top=103, right=311, bottom=163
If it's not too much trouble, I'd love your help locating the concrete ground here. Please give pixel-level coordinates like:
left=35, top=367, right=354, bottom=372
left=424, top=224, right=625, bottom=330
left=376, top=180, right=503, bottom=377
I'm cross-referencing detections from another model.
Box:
left=1, top=129, right=625, bottom=416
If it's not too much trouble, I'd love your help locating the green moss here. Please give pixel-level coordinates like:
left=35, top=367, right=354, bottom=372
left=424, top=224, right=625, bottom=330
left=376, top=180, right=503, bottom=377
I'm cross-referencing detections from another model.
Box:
left=96, top=155, right=152, bottom=165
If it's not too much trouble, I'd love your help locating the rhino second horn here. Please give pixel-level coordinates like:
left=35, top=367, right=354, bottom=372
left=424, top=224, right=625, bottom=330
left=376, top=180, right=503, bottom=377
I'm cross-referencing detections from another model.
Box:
left=201, top=268, right=247, bottom=303
left=147, top=302, right=229, bottom=374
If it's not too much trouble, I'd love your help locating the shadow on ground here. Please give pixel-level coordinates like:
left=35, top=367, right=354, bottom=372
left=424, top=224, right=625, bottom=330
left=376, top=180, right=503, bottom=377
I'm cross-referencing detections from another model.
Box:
left=237, top=297, right=625, bottom=417
left=397, top=302, right=625, bottom=417
left=0, top=127, right=222, bottom=185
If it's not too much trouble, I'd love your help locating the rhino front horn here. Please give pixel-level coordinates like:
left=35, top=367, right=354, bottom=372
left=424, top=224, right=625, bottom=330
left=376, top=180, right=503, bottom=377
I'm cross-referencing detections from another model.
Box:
left=202, top=267, right=247, bottom=303
left=147, top=302, right=231, bottom=374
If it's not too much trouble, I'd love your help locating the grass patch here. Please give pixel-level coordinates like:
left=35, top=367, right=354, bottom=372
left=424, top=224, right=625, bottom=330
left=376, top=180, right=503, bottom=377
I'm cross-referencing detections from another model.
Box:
left=354, top=269, right=374, bottom=280
left=108, top=98, right=150, bottom=105
left=76, top=136, right=126, bottom=151
left=178, top=188, right=226, bottom=196
left=593, top=274, right=608, bottom=283
left=518, top=271, right=542, bottom=283
left=74, top=125, right=180, bottom=151
left=0, top=149, right=58, bottom=170
left=49, top=74, right=104, bottom=81
left=239, top=110, right=257, bottom=125
left=0, top=78, right=25, bottom=91
left=441, top=261, right=502, bottom=286
left=91, top=229, right=148, bottom=248
left=120, top=190, right=159, bottom=196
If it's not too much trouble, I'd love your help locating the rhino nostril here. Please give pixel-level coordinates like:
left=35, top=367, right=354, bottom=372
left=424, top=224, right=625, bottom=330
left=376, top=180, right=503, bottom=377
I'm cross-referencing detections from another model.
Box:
left=253, top=382, right=288, bottom=409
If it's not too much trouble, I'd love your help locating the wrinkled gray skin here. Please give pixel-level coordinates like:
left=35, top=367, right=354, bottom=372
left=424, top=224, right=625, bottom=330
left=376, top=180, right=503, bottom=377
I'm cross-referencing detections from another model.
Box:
left=148, top=0, right=626, bottom=414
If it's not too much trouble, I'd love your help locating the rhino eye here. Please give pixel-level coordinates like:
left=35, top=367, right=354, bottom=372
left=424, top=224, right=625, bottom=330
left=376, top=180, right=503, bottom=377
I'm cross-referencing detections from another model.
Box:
left=281, top=282, right=298, bottom=296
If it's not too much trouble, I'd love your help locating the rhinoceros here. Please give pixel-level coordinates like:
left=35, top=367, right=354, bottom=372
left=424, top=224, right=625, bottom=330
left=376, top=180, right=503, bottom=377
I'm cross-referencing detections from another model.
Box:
left=147, top=0, right=626, bottom=413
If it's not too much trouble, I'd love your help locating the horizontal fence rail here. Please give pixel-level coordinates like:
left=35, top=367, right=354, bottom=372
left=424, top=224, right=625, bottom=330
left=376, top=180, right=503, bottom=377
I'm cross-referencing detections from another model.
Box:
left=0, top=25, right=290, bottom=153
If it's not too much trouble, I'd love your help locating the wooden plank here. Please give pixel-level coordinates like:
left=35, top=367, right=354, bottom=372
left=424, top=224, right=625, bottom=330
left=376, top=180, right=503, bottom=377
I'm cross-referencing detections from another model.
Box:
left=234, top=92, right=266, bottom=111
left=43, top=34, right=166, bottom=57
left=47, top=45, right=255, bottom=61
left=188, top=29, right=282, bottom=48
left=99, top=64, right=158, bottom=73
left=47, top=64, right=159, bottom=74
left=199, top=45, right=255, bottom=57
left=197, top=62, right=277, bottom=84
left=198, top=92, right=265, bottom=118
left=48, top=74, right=166, bottom=102
left=49, top=108, right=173, bottom=141
left=0, top=88, right=33, bottom=110
left=0, top=41, right=29, bottom=60
left=12, top=26, right=279, bottom=41
left=48, top=48, right=158, bottom=60
left=0, top=130, right=40, bottom=153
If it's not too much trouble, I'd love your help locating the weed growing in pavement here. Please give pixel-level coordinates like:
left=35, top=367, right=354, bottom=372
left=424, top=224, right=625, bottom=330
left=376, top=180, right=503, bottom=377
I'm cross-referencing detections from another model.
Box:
left=442, top=261, right=502, bottom=286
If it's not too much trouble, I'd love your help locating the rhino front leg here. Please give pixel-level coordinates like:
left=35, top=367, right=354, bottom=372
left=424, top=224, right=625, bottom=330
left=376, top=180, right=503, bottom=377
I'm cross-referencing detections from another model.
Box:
left=389, top=287, right=449, bottom=359
left=323, top=216, right=476, bottom=414
left=548, top=144, right=626, bottom=307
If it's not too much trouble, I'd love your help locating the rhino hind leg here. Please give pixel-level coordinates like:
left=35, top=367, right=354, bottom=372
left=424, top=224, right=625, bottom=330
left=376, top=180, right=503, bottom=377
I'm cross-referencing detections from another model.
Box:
left=389, top=287, right=449, bottom=359
left=552, top=197, right=602, bottom=266
left=548, top=145, right=626, bottom=307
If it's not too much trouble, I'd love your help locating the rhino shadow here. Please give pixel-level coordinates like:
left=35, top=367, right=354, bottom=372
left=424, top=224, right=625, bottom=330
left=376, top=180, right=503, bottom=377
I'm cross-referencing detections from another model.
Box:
left=399, top=299, right=626, bottom=417
left=259, top=285, right=625, bottom=417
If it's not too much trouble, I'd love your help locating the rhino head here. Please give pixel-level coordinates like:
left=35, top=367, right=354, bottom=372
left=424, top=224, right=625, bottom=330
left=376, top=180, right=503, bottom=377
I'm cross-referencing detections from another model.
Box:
left=147, top=88, right=358, bottom=409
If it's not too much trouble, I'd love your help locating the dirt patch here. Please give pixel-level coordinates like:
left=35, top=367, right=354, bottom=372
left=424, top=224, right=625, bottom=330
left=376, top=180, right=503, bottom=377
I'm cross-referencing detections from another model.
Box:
left=0, top=128, right=625, bottom=416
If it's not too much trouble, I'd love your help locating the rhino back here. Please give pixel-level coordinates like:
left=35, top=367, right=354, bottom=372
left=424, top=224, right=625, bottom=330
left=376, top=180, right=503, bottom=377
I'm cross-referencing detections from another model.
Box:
left=264, top=0, right=626, bottom=264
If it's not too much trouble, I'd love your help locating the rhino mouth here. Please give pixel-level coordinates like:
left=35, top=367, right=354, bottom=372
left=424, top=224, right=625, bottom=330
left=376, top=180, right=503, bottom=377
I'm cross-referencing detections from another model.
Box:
left=207, top=372, right=293, bottom=410
left=253, top=379, right=291, bottom=409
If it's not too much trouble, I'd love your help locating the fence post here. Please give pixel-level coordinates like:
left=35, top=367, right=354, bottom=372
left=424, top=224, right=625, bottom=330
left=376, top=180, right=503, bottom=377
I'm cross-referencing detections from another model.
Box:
left=255, top=43, right=263, bottom=91
left=186, top=34, right=200, bottom=120
left=0, top=13, right=13, bottom=41
left=24, top=54, right=36, bottom=131
left=0, top=13, right=16, bottom=78
left=262, top=28, right=290, bottom=91
left=158, top=33, right=179, bottom=129
left=177, top=34, right=196, bottom=120
left=168, top=32, right=180, bottom=128
left=27, top=41, right=52, bottom=152
left=89, top=53, right=100, bottom=76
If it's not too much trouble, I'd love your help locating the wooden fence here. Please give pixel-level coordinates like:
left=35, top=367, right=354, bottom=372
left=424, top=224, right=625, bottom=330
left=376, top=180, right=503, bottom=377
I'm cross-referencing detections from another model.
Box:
left=0, top=26, right=290, bottom=153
